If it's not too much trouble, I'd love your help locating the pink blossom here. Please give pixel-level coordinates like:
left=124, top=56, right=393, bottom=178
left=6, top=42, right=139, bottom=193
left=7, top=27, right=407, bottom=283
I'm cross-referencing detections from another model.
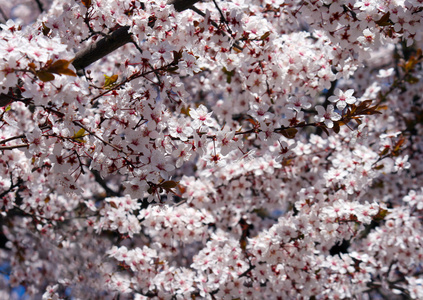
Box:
left=314, top=105, right=341, bottom=128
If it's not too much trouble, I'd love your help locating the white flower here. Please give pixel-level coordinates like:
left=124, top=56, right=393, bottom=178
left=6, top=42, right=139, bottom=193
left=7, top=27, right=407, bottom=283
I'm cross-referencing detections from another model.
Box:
left=189, top=105, right=214, bottom=129
left=168, top=118, right=193, bottom=141
left=394, top=155, right=411, bottom=174
left=328, top=88, right=356, bottom=110
left=314, top=105, right=341, bottom=128
left=377, top=68, right=394, bottom=78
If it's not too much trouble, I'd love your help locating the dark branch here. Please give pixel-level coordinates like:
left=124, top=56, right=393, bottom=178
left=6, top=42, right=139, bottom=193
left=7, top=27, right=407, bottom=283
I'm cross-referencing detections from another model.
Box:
left=72, top=1, right=202, bottom=71
left=72, top=26, right=132, bottom=72
left=34, top=0, right=44, bottom=12
left=168, top=0, right=202, bottom=12
left=0, top=0, right=212, bottom=101
left=0, top=6, right=7, bottom=22
left=91, top=170, right=120, bottom=197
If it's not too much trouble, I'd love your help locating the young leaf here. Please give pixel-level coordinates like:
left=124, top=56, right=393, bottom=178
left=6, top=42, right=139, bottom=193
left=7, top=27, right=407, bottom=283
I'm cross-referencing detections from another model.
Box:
left=160, top=180, right=179, bottom=193
left=36, top=70, right=55, bottom=82
left=81, top=0, right=92, bottom=8
left=374, top=164, right=384, bottom=170
left=317, top=124, right=330, bottom=136
left=406, top=76, right=419, bottom=84
left=332, top=121, right=340, bottom=134
left=47, top=59, right=77, bottom=77
left=260, top=31, right=271, bottom=40
left=42, top=22, right=51, bottom=36
left=280, top=128, right=298, bottom=139
left=160, top=181, right=178, bottom=189
left=104, top=74, right=119, bottom=88
left=72, top=128, right=87, bottom=143
left=373, top=208, right=390, bottom=221
left=375, top=12, right=392, bottom=27
left=222, top=67, right=235, bottom=84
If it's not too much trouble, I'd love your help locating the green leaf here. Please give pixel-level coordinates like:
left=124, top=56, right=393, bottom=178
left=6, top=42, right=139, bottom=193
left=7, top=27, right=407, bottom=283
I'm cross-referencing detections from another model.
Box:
left=373, top=208, right=390, bottom=221
left=222, top=67, right=235, bottom=84
left=103, top=74, right=118, bottom=89
left=260, top=31, right=271, bottom=40
left=72, top=128, right=87, bottom=143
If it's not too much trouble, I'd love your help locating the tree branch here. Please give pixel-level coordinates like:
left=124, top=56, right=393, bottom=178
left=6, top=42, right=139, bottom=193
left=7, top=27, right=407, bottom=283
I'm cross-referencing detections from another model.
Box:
left=0, top=144, right=28, bottom=151
left=34, top=0, right=44, bottom=12
left=72, top=1, right=203, bottom=71
left=168, top=0, right=202, bottom=12
left=0, top=0, right=211, bottom=102
left=0, top=6, right=7, bottom=22
left=72, top=26, right=132, bottom=72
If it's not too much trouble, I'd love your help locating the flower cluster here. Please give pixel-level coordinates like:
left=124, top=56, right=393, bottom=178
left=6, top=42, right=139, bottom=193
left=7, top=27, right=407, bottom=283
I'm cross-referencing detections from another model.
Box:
left=0, top=0, right=422, bottom=299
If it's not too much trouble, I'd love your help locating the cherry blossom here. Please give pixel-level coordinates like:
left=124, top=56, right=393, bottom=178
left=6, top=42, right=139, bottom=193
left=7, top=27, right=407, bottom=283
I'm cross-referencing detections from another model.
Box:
left=328, top=88, right=357, bottom=110
left=0, top=0, right=422, bottom=299
left=314, top=105, right=341, bottom=128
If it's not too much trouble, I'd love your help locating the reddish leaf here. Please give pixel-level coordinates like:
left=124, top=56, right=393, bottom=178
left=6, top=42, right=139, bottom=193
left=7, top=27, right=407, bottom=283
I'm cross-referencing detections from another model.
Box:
left=332, top=121, right=340, bottom=134
left=42, top=22, right=51, bottom=36
left=280, top=128, right=298, bottom=139
left=81, top=0, right=92, bottom=8
left=393, top=136, right=405, bottom=152
left=28, top=62, right=37, bottom=70
left=246, top=118, right=259, bottom=127
left=317, top=124, right=330, bottom=136
left=375, top=12, right=392, bottom=27
left=260, top=31, right=271, bottom=40
left=160, top=181, right=178, bottom=189
left=47, top=59, right=76, bottom=77
left=36, top=70, right=55, bottom=82
left=379, top=147, right=390, bottom=156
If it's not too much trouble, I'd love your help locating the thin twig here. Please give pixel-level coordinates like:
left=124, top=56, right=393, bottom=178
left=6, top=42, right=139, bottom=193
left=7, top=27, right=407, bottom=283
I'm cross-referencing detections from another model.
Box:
left=0, top=6, right=7, bottom=22
left=0, top=134, right=25, bottom=145
left=91, top=169, right=120, bottom=197
left=0, top=176, right=22, bottom=198
left=130, top=41, right=162, bottom=85
left=90, top=62, right=176, bottom=103
left=190, top=6, right=243, bottom=51
left=0, top=144, right=29, bottom=151
left=212, top=0, right=230, bottom=29
left=34, top=0, right=44, bottom=12
left=72, top=121, right=124, bottom=153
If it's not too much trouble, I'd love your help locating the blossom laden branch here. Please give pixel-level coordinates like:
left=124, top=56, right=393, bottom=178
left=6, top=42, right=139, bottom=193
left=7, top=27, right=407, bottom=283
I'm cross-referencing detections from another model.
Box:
left=72, top=120, right=124, bottom=153
left=0, top=144, right=28, bottom=151
left=0, top=1, right=423, bottom=299
left=72, top=26, right=133, bottom=72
